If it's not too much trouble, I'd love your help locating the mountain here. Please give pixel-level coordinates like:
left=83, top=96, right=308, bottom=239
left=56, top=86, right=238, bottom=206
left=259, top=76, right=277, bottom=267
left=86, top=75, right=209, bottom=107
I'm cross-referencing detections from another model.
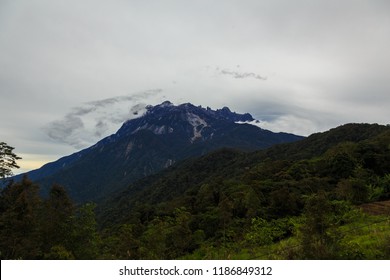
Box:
left=3, top=121, right=390, bottom=260
left=14, top=101, right=303, bottom=202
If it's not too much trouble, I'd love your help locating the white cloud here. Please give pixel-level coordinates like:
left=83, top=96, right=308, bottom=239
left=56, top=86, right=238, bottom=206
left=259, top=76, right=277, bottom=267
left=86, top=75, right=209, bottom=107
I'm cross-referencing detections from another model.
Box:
left=218, top=67, right=267, bottom=81
left=43, top=89, right=164, bottom=149
left=251, top=116, right=319, bottom=137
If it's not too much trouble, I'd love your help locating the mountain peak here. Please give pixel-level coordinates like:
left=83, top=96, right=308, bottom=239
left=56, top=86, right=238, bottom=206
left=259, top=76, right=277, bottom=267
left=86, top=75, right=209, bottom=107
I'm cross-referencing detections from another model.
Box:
left=216, top=106, right=254, bottom=122
left=150, top=101, right=254, bottom=121
left=117, top=101, right=255, bottom=140
left=158, top=100, right=174, bottom=108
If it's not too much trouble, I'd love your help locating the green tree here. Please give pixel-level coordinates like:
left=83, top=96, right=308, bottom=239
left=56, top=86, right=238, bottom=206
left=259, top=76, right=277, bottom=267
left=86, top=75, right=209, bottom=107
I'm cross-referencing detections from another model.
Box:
left=41, top=185, right=75, bottom=258
left=139, top=208, right=195, bottom=259
left=0, top=176, right=42, bottom=259
left=0, top=142, right=21, bottom=179
left=337, top=178, right=369, bottom=204
left=166, top=207, right=194, bottom=258
left=43, top=245, right=74, bottom=260
left=140, top=217, right=170, bottom=259
left=245, top=218, right=283, bottom=246
left=69, top=203, right=100, bottom=259
left=298, top=192, right=342, bottom=259
left=269, top=187, right=299, bottom=217
left=324, top=143, right=358, bottom=179
left=100, top=223, right=142, bottom=259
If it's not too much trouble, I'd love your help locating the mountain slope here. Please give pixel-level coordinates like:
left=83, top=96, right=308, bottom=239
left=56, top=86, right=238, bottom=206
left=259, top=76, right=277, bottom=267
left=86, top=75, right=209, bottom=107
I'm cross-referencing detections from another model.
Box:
left=15, top=101, right=303, bottom=202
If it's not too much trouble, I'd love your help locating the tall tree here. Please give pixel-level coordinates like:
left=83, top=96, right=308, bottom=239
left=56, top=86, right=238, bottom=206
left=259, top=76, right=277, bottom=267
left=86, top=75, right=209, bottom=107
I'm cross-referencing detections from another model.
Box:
left=0, top=142, right=21, bottom=179
left=298, top=192, right=341, bottom=259
left=0, top=176, right=42, bottom=259
left=69, top=203, right=100, bottom=259
left=40, top=184, right=75, bottom=258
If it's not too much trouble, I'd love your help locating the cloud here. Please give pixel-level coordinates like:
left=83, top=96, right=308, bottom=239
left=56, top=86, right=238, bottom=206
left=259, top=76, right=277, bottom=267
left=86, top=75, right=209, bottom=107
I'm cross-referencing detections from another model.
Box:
left=256, top=116, right=318, bottom=137
left=45, top=115, right=84, bottom=147
left=237, top=113, right=320, bottom=137
left=2, top=0, right=390, bottom=173
left=217, top=67, right=267, bottom=81
left=43, top=89, right=163, bottom=149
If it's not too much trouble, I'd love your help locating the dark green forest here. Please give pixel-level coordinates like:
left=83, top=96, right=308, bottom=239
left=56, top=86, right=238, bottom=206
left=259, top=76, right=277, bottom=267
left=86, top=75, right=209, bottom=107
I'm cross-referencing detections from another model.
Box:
left=1, top=123, right=390, bottom=259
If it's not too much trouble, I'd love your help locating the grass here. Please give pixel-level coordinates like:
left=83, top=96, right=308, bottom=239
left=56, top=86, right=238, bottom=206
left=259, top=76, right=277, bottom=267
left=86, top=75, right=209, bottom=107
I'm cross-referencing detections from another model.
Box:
left=182, top=211, right=390, bottom=260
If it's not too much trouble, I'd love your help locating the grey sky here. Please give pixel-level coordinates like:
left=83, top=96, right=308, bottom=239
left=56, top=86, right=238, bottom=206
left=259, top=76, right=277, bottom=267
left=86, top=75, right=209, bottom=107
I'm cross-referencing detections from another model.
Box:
left=1, top=0, right=390, bottom=173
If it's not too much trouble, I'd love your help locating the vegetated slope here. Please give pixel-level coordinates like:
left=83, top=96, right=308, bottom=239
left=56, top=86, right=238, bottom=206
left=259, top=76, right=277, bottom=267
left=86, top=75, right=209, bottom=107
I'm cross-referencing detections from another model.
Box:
left=12, top=101, right=302, bottom=203
left=98, top=123, right=390, bottom=229
left=256, top=122, right=390, bottom=160
left=92, top=123, right=390, bottom=260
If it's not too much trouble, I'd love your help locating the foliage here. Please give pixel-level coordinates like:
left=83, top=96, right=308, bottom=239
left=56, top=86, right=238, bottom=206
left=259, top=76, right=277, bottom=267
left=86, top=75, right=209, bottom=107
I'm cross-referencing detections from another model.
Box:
left=244, top=217, right=287, bottom=246
left=0, top=142, right=21, bottom=179
left=0, top=178, right=99, bottom=259
left=297, top=192, right=343, bottom=259
left=0, top=177, right=41, bottom=259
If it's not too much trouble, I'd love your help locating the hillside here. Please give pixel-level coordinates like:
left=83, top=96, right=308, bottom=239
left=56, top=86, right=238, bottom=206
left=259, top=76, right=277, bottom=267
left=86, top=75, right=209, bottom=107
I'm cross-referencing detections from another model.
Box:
left=94, top=123, right=390, bottom=259
left=98, top=123, right=390, bottom=225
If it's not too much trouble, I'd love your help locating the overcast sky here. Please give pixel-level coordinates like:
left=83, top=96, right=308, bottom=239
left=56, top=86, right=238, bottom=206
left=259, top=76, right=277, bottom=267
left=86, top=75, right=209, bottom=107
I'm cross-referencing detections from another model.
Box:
left=1, top=0, right=390, bottom=173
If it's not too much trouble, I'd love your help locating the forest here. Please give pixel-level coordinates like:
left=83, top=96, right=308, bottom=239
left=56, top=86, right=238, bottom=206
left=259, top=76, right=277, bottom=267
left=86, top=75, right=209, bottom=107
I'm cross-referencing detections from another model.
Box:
left=1, top=123, right=390, bottom=259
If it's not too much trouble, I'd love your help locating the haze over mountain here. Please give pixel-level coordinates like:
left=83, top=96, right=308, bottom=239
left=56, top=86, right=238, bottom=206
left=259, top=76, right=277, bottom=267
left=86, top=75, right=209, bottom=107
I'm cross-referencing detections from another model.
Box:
left=12, top=101, right=303, bottom=202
